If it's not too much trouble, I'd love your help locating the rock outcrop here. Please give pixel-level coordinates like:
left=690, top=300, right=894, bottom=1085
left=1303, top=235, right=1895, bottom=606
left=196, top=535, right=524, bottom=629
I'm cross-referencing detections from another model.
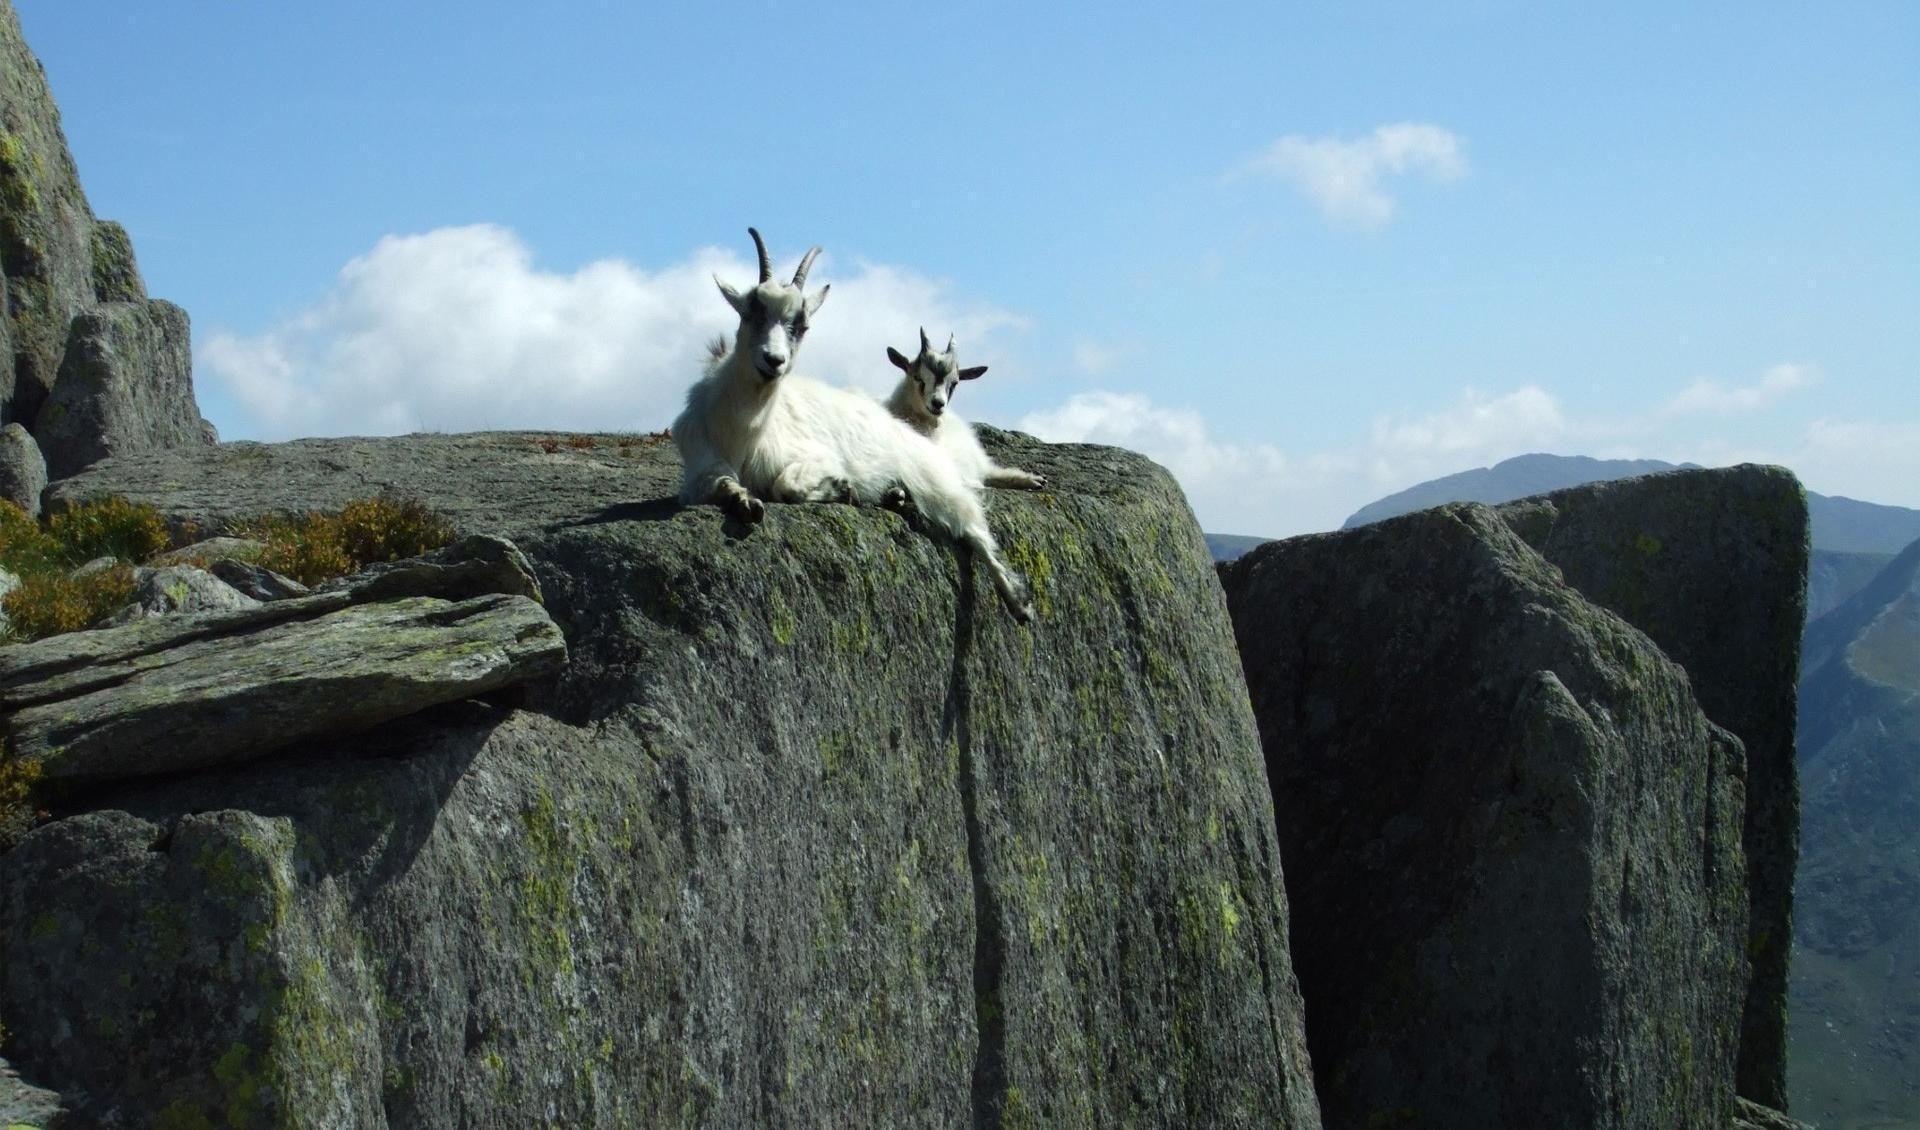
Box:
left=35, top=299, right=215, bottom=479
left=0, top=1053, right=64, bottom=1128
left=1494, top=466, right=1809, bottom=1107
left=1222, top=499, right=1757, bottom=1129
left=0, top=420, right=43, bottom=514
left=1, top=430, right=1322, bottom=1128
left=4, top=591, right=565, bottom=785
left=0, top=0, right=213, bottom=473
left=101, top=562, right=260, bottom=624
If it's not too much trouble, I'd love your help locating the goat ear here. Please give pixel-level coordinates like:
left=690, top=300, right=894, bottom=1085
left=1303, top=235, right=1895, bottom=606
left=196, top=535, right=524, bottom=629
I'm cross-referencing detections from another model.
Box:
left=804, top=283, right=830, bottom=316
left=714, top=275, right=749, bottom=316
left=958, top=365, right=988, bottom=381
left=887, top=346, right=912, bottom=372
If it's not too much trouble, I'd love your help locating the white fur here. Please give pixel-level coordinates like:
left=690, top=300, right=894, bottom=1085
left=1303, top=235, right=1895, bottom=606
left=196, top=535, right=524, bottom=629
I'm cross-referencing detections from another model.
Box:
left=884, top=331, right=1047, bottom=493
left=672, top=233, right=1034, bottom=621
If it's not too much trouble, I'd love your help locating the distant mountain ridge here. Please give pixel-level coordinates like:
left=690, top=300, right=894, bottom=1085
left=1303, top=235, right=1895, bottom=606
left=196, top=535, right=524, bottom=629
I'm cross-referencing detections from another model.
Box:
left=1343, top=453, right=1920, bottom=556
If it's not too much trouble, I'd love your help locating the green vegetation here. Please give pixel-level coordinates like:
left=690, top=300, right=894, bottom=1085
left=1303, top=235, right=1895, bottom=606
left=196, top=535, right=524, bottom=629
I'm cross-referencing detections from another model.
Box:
left=0, top=497, right=167, bottom=642
left=0, top=494, right=454, bottom=848
left=234, top=495, right=453, bottom=586
left=0, top=755, right=44, bottom=852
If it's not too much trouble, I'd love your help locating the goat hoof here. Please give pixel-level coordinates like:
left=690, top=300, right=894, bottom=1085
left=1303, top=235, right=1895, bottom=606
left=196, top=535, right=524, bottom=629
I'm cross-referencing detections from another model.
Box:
left=829, top=477, right=855, bottom=504
left=1028, top=475, right=1049, bottom=491
left=881, top=486, right=912, bottom=511
left=729, top=496, right=765, bottom=524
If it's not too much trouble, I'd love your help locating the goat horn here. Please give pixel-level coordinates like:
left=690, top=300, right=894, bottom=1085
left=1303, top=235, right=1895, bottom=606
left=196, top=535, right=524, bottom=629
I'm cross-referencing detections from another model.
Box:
left=919, top=327, right=932, bottom=355
left=747, top=228, right=773, bottom=283
left=946, top=333, right=956, bottom=355
left=792, top=246, right=822, bottom=288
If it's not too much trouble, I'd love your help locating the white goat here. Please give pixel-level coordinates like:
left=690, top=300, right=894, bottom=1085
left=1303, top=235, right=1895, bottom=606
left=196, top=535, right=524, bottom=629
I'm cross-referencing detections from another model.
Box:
left=885, top=328, right=1047, bottom=492
left=671, top=229, right=1034, bottom=622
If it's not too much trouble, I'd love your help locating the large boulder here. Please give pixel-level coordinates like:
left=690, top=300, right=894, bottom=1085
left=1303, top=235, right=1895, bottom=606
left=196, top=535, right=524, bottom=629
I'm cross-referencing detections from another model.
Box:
left=0, top=430, right=1323, bottom=1128
left=1494, top=465, right=1808, bottom=1107
left=1222, top=502, right=1750, bottom=1129
left=33, top=300, right=214, bottom=479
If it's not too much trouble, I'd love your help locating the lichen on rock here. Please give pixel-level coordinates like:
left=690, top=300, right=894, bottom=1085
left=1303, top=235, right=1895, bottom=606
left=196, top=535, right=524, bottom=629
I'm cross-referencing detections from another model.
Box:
left=1, top=428, right=1322, bottom=1128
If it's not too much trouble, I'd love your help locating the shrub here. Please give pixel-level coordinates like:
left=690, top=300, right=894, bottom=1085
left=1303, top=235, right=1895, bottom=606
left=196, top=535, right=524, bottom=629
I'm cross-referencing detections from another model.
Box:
left=0, top=752, right=46, bottom=852
left=44, top=496, right=170, bottom=566
left=0, top=499, right=59, bottom=575
left=241, top=496, right=454, bottom=587
left=3, top=562, right=137, bottom=641
left=2, top=498, right=168, bottom=643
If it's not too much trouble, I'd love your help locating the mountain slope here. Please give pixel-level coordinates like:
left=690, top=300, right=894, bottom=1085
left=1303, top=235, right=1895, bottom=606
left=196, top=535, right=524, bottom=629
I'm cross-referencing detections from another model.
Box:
left=1788, top=537, right=1920, bottom=1129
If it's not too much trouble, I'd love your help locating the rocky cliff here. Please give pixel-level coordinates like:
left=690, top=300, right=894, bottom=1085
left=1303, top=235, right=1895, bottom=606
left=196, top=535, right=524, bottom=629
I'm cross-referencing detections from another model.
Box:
left=1494, top=467, right=1809, bottom=1107
left=0, top=0, right=213, bottom=498
left=1221, top=465, right=1808, bottom=1129
left=3, top=429, right=1322, bottom=1128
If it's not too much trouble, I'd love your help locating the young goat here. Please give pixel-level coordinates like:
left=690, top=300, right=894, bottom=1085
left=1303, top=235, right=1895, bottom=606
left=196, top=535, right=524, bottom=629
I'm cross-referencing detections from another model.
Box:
left=885, top=329, right=1047, bottom=492
left=671, top=228, right=1035, bottom=622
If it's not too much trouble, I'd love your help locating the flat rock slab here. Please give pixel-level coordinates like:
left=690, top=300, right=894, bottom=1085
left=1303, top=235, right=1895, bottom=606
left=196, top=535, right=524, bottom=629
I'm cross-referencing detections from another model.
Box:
left=3, top=592, right=565, bottom=785
left=45, top=431, right=682, bottom=540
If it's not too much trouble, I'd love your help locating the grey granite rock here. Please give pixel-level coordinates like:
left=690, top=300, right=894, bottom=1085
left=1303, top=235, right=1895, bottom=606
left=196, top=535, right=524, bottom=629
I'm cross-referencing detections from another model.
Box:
left=0, top=421, right=45, bottom=515
left=209, top=557, right=310, bottom=602
left=1494, top=465, right=1809, bottom=1107
left=46, top=431, right=684, bottom=539
left=319, top=532, right=543, bottom=604
left=32, top=300, right=215, bottom=480
left=0, top=0, right=97, bottom=427
left=0, top=429, right=1322, bottom=1129
left=101, top=563, right=261, bottom=626
left=4, top=592, right=565, bottom=785
left=0, top=1052, right=65, bottom=1128
left=1222, top=502, right=1749, bottom=1129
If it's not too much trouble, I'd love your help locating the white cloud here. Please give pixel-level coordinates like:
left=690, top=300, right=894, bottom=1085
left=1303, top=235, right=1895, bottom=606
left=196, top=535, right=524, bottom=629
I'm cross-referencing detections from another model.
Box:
left=1662, top=362, right=1814, bottom=416
left=1368, top=385, right=1565, bottom=460
left=1017, top=384, right=1572, bottom=537
left=1230, top=122, right=1467, bottom=228
left=1791, top=418, right=1920, bottom=505
left=198, top=224, right=1023, bottom=440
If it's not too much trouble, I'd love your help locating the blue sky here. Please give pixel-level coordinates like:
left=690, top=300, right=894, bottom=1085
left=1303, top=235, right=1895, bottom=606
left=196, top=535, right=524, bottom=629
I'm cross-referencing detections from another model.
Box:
left=16, top=1, right=1918, bottom=536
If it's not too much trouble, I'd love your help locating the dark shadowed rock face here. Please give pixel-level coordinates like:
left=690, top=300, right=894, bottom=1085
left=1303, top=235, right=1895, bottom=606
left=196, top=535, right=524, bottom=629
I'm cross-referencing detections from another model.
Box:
left=1495, top=465, right=1809, bottom=1108
left=1, top=429, right=1322, bottom=1128
left=1222, top=503, right=1750, bottom=1129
